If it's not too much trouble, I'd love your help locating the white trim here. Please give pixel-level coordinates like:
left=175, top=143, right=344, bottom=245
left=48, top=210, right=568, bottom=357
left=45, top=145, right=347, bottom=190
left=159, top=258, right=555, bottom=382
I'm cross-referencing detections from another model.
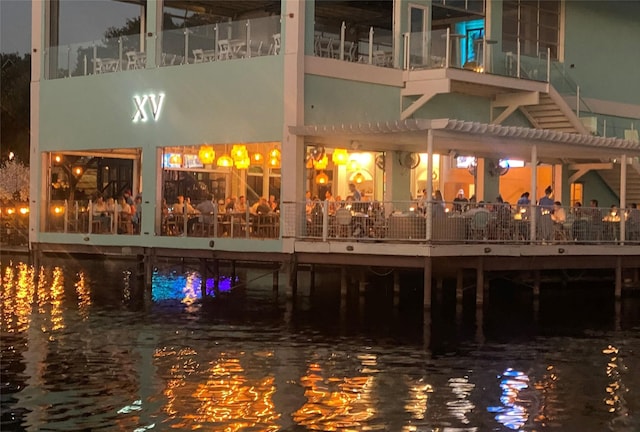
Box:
left=305, top=55, right=403, bottom=87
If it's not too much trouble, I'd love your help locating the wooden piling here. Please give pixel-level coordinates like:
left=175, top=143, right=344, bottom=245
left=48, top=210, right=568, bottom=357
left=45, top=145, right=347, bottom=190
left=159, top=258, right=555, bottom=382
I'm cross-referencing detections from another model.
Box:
left=393, top=270, right=400, bottom=308
left=615, top=256, right=622, bottom=299
left=476, top=258, right=484, bottom=307
left=424, top=257, right=432, bottom=309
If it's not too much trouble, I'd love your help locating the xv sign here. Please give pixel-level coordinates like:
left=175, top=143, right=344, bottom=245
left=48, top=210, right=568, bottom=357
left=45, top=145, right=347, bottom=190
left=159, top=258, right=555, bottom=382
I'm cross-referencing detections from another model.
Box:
left=132, top=93, right=165, bottom=123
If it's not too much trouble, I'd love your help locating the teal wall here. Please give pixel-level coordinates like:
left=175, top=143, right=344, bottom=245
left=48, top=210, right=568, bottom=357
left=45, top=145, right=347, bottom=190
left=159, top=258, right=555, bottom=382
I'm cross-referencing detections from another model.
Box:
left=564, top=1, right=640, bottom=106
left=580, top=171, right=618, bottom=208
left=416, top=93, right=491, bottom=123
left=40, top=57, right=284, bottom=151
left=305, top=76, right=400, bottom=123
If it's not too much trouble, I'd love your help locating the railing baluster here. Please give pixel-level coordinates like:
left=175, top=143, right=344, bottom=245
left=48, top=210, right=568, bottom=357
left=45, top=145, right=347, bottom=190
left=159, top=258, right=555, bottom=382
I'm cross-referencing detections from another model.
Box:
left=339, top=21, right=345, bottom=60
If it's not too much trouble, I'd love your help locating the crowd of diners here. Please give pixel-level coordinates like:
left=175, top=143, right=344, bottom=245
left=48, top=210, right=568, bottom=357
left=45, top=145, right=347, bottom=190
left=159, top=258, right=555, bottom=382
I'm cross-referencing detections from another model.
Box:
left=160, top=193, right=280, bottom=236
left=87, top=183, right=639, bottom=241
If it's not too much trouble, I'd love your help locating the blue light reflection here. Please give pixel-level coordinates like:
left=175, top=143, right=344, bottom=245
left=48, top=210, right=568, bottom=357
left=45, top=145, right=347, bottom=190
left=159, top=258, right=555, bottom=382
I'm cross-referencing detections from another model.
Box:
left=152, top=270, right=234, bottom=303
left=487, top=368, right=530, bottom=430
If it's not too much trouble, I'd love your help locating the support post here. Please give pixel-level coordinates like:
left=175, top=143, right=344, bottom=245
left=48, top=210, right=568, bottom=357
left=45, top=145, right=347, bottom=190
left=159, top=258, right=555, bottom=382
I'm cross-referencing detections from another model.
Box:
left=310, top=264, right=316, bottom=294
left=358, top=268, right=366, bottom=296
left=530, top=145, right=538, bottom=242
left=533, top=270, right=540, bottom=297
left=620, top=155, right=627, bottom=243
left=456, top=269, right=464, bottom=302
left=341, top=267, right=348, bottom=299
left=476, top=258, right=484, bottom=307
left=393, top=270, right=400, bottom=308
left=424, top=257, right=432, bottom=309
left=213, top=259, right=220, bottom=297
left=286, top=255, right=297, bottom=298
left=231, top=260, right=236, bottom=283
left=273, top=263, right=279, bottom=292
left=200, top=258, right=207, bottom=299
left=615, top=256, right=622, bottom=299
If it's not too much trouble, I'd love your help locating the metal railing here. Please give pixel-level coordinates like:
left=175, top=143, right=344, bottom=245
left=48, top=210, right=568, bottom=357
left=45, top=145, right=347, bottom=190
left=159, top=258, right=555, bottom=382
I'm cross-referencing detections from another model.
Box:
left=35, top=198, right=640, bottom=246
left=43, top=16, right=281, bottom=80
left=282, top=200, right=640, bottom=245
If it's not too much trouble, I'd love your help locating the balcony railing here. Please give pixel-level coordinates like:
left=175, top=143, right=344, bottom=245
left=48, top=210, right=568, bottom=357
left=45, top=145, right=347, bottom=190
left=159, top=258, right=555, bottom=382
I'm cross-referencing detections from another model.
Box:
left=41, top=199, right=640, bottom=246
left=42, top=15, right=281, bottom=80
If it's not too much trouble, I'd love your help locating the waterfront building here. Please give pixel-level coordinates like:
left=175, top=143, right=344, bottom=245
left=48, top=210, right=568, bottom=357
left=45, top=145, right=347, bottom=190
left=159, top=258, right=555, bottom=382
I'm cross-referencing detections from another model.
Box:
left=29, top=1, right=640, bottom=302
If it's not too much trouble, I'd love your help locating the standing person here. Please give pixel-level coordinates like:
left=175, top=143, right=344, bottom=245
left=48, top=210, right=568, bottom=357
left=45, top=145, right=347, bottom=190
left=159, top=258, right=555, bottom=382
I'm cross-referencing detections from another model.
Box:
left=325, top=190, right=337, bottom=215
left=452, top=189, right=468, bottom=213
left=538, top=186, right=554, bottom=213
left=348, top=183, right=362, bottom=202
left=517, top=192, right=530, bottom=206
left=196, top=194, right=217, bottom=224
left=538, top=186, right=554, bottom=243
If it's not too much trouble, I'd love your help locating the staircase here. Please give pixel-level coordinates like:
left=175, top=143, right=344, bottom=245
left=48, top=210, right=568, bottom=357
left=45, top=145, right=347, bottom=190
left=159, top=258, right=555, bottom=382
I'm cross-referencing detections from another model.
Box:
left=521, top=87, right=589, bottom=134
left=597, top=160, right=640, bottom=206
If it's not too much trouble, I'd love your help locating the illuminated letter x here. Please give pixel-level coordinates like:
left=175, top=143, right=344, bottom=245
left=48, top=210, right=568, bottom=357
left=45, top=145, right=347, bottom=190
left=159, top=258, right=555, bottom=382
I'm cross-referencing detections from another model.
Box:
left=132, top=93, right=165, bottom=122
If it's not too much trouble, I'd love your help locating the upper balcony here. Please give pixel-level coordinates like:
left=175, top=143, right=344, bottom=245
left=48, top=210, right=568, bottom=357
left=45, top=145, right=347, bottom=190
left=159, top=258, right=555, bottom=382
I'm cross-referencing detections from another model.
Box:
left=40, top=0, right=609, bottom=138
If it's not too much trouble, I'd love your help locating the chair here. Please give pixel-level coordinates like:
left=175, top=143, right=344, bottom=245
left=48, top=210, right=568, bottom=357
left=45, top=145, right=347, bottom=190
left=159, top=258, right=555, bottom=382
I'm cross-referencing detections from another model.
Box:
left=118, top=211, right=133, bottom=235
left=248, top=40, right=263, bottom=57
left=217, top=40, right=232, bottom=60
left=192, top=49, right=204, bottom=63
left=470, top=211, right=490, bottom=241
left=345, top=41, right=357, bottom=62
left=269, top=33, right=281, bottom=55
left=254, top=213, right=279, bottom=238
left=93, top=58, right=105, bottom=74
left=126, top=51, right=139, bottom=70
left=335, top=208, right=352, bottom=237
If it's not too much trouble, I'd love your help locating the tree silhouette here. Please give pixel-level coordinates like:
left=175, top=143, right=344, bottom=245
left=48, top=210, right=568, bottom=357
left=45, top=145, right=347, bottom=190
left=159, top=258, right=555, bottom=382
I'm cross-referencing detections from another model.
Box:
left=0, top=53, right=30, bottom=164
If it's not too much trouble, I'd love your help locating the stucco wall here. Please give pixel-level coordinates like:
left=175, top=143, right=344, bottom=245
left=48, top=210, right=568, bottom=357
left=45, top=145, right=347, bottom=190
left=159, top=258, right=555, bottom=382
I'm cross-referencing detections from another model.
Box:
left=39, top=57, right=284, bottom=151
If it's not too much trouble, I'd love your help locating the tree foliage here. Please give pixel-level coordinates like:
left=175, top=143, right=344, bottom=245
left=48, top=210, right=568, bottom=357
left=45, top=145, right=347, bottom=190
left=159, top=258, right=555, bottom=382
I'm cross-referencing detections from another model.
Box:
left=0, top=53, right=31, bottom=164
left=0, top=159, right=30, bottom=201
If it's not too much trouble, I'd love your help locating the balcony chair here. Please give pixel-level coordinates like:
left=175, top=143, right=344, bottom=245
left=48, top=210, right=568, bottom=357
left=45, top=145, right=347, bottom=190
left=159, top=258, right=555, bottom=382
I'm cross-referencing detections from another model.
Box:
left=192, top=49, right=204, bottom=63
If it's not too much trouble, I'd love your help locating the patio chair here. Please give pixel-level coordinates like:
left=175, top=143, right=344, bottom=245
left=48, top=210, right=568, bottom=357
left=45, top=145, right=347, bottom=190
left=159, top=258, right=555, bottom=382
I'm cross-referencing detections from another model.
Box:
left=192, top=49, right=204, bottom=63
left=335, top=208, right=352, bottom=237
left=470, top=211, right=490, bottom=241
left=217, top=40, right=232, bottom=60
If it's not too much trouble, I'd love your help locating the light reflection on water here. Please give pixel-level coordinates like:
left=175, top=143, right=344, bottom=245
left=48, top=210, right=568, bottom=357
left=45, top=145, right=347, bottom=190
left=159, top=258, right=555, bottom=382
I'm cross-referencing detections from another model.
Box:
left=1, top=257, right=639, bottom=431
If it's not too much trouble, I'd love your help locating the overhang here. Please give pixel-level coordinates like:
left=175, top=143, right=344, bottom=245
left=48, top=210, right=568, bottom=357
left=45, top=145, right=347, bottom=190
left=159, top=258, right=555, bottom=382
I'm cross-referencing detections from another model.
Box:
left=290, top=118, right=640, bottom=163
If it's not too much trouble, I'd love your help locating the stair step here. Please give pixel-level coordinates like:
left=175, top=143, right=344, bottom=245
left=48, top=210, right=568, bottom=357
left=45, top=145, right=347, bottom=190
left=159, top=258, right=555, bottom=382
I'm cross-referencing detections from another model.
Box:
left=535, top=115, right=572, bottom=122
left=536, top=121, right=574, bottom=128
left=526, top=104, right=561, bottom=113
left=529, top=109, right=565, bottom=117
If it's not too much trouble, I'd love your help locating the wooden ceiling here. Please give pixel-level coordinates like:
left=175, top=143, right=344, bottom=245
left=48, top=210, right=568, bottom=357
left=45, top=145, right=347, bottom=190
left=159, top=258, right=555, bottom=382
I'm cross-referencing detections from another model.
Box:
left=151, top=1, right=482, bottom=30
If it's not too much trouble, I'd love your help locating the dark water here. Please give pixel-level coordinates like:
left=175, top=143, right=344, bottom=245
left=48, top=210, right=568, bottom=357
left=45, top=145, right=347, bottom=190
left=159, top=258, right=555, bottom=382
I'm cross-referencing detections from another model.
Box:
left=1, top=256, right=639, bottom=432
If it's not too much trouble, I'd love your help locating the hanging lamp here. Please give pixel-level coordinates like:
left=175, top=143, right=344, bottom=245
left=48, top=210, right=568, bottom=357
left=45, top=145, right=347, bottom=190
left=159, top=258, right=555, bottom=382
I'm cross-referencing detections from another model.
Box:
left=332, top=148, right=348, bottom=165
left=198, top=145, right=215, bottom=164
left=315, top=171, right=329, bottom=185
left=231, top=144, right=248, bottom=162
left=313, top=154, right=328, bottom=170
left=216, top=145, right=233, bottom=167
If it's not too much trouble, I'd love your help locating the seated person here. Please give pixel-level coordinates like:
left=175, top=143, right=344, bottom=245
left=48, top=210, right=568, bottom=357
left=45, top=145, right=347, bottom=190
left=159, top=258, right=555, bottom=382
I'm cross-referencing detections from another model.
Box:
left=251, top=197, right=272, bottom=215
left=551, top=201, right=566, bottom=223
left=268, top=195, right=280, bottom=212
left=234, top=195, right=247, bottom=214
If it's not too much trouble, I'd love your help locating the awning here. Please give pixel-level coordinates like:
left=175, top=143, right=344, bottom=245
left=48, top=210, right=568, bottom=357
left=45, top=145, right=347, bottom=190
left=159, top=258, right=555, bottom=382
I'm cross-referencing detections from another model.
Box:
left=289, top=118, right=640, bottom=162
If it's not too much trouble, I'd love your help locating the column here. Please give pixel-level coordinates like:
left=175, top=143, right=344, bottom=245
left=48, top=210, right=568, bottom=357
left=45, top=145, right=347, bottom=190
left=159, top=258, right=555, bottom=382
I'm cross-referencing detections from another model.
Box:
left=281, top=0, right=306, bottom=253
left=144, top=0, right=163, bottom=67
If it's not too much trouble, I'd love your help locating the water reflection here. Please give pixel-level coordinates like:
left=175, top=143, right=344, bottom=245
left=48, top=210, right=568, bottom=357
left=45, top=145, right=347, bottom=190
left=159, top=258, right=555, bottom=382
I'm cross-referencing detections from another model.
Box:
left=1, top=258, right=639, bottom=431
left=487, top=368, right=533, bottom=430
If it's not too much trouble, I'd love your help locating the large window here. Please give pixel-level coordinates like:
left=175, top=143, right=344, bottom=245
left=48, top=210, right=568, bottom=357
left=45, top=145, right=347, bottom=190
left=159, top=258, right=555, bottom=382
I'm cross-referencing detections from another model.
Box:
left=502, top=0, right=560, bottom=59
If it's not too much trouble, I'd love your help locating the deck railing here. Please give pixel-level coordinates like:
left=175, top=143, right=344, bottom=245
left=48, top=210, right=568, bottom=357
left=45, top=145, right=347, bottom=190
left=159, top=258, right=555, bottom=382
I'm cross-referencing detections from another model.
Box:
left=282, top=200, right=640, bottom=245
left=39, top=199, right=640, bottom=245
